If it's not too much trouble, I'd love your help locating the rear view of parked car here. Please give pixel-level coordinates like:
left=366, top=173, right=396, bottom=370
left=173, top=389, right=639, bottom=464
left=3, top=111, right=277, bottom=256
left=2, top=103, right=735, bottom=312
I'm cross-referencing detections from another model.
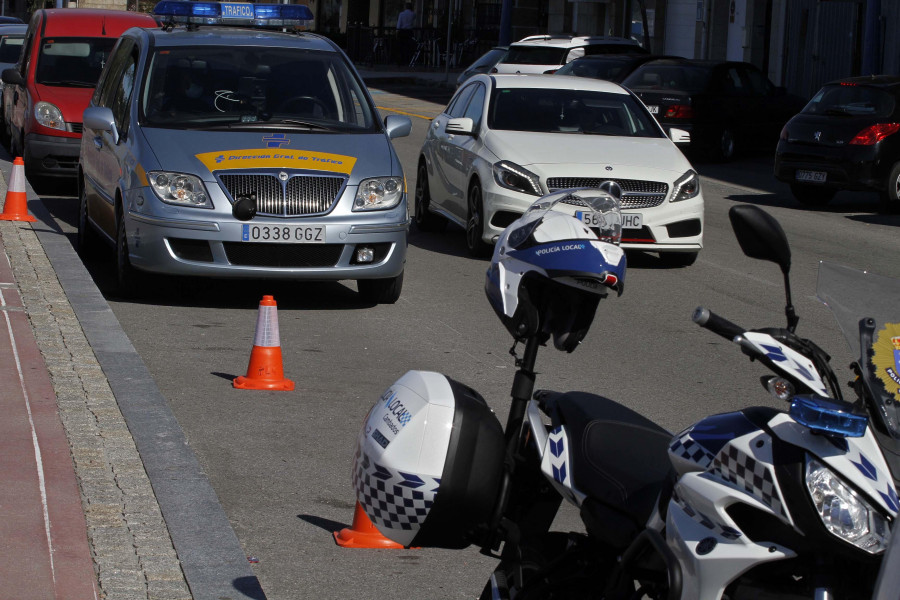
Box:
left=1, top=9, right=157, bottom=184
left=774, top=75, right=900, bottom=211
left=494, top=35, right=646, bottom=75
left=623, top=58, right=805, bottom=161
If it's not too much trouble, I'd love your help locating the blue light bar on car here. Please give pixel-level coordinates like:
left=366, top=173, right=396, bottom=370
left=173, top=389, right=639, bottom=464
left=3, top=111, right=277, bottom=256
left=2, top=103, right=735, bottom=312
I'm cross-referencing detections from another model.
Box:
left=790, top=395, right=868, bottom=438
left=153, top=1, right=313, bottom=26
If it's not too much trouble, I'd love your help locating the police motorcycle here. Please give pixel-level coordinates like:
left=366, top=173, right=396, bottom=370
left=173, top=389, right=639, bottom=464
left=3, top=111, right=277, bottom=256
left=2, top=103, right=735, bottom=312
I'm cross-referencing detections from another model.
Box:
left=349, top=191, right=898, bottom=599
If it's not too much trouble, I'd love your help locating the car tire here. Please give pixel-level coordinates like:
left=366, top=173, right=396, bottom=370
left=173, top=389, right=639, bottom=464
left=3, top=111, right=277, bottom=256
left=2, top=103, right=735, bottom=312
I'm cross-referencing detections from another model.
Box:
left=659, top=251, right=698, bottom=268
left=790, top=183, right=835, bottom=207
left=465, top=180, right=492, bottom=258
left=76, top=183, right=102, bottom=258
left=414, top=161, right=446, bottom=232
left=358, top=271, right=403, bottom=304
left=880, top=162, right=900, bottom=214
left=116, top=210, right=141, bottom=297
left=711, top=128, right=736, bottom=162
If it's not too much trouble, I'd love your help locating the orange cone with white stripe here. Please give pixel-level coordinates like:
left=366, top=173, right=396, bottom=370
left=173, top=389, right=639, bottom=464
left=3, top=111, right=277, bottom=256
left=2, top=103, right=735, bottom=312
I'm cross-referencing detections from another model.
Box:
left=233, top=295, right=295, bottom=390
left=0, top=157, right=36, bottom=222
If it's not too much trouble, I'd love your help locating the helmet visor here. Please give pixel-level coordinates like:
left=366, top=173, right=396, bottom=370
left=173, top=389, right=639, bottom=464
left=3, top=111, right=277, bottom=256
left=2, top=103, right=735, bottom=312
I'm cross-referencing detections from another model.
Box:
left=506, top=189, right=622, bottom=249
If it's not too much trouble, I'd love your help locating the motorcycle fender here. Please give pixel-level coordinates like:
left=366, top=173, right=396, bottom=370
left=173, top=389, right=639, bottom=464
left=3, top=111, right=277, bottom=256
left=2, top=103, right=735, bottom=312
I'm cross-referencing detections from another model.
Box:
left=668, top=472, right=796, bottom=600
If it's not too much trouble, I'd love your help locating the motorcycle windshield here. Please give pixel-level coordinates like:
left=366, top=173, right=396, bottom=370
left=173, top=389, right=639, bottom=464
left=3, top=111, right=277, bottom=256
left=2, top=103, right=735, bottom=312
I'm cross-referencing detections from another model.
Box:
left=816, top=261, right=900, bottom=438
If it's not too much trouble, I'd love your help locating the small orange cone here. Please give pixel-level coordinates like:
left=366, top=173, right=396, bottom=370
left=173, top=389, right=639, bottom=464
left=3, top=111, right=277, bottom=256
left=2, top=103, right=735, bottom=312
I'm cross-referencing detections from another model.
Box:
left=233, top=295, right=295, bottom=390
left=333, top=501, right=405, bottom=549
left=0, top=157, right=36, bottom=222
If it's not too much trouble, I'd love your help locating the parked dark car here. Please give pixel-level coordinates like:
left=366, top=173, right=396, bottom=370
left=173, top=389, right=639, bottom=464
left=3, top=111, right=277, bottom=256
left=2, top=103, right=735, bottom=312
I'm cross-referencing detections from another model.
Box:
left=456, top=45, right=507, bottom=88
left=555, top=53, right=677, bottom=83
left=774, top=75, right=900, bottom=211
left=622, top=58, right=806, bottom=161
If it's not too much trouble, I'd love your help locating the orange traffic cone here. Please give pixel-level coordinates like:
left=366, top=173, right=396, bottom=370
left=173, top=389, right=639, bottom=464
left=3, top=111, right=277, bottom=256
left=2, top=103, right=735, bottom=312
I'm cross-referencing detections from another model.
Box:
left=233, top=295, right=295, bottom=390
left=0, top=157, right=35, bottom=222
left=333, top=501, right=405, bottom=549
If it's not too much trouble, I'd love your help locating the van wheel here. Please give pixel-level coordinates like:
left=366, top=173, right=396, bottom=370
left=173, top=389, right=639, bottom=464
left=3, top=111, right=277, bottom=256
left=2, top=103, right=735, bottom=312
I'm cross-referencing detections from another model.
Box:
left=466, top=181, right=492, bottom=258
left=880, top=162, right=900, bottom=214
left=790, top=183, right=835, bottom=207
left=358, top=271, right=403, bottom=304
left=76, top=184, right=101, bottom=258
left=116, top=212, right=141, bottom=297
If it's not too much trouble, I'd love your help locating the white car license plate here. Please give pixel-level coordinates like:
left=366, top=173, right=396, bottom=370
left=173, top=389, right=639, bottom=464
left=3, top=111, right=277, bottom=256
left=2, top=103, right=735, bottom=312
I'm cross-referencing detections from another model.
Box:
left=796, top=170, right=826, bottom=183
left=577, top=211, right=642, bottom=229
left=647, top=105, right=659, bottom=114
left=241, top=224, right=326, bottom=243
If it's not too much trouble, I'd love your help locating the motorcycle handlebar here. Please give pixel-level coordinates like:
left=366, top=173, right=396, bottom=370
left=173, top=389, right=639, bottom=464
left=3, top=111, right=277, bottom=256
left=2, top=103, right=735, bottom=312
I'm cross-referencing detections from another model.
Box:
left=692, top=306, right=745, bottom=341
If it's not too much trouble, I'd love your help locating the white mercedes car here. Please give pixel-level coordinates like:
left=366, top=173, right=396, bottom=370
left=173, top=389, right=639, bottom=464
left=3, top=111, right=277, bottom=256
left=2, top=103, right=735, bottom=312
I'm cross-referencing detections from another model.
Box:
left=414, top=74, right=704, bottom=266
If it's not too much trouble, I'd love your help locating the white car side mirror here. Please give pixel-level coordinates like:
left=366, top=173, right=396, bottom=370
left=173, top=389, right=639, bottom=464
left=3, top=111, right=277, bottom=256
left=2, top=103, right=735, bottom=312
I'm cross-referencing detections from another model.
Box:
left=446, top=117, right=475, bottom=136
left=669, top=128, right=691, bottom=144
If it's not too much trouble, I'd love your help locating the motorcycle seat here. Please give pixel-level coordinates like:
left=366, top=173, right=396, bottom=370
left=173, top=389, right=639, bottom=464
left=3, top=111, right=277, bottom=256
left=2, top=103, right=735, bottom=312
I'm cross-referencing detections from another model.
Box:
left=553, top=392, right=674, bottom=529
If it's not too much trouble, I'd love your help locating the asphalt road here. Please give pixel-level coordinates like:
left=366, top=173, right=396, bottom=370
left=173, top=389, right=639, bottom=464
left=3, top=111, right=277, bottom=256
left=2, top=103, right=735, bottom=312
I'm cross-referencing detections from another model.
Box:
left=36, top=82, right=900, bottom=599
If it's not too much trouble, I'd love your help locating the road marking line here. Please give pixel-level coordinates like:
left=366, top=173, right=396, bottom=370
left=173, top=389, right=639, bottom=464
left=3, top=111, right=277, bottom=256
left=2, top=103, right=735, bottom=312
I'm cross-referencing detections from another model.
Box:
left=376, top=106, right=435, bottom=120
left=1, top=287, right=55, bottom=584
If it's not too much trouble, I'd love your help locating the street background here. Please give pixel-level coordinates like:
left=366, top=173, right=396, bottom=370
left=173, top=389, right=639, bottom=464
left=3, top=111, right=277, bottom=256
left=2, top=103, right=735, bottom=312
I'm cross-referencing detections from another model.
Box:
left=24, top=80, right=900, bottom=599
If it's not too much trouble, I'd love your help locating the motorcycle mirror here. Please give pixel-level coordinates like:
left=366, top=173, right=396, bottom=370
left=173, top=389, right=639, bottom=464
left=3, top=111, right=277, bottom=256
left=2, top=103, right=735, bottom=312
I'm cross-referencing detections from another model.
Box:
left=728, top=204, right=799, bottom=333
left=728, top=205, right=791, bottom=274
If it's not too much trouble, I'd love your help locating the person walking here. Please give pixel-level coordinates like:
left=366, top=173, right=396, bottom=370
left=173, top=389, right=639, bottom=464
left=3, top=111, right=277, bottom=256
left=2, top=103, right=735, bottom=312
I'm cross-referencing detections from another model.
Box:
left=396, top=2, right=415, bottom=66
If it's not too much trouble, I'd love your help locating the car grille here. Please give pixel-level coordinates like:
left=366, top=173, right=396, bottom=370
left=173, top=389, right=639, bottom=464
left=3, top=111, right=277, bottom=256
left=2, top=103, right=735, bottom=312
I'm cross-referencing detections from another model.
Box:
left=217, top=173, right=345, bottom=217
left=223, top=242, right=344, bottom=267
left=546, top=178, right=669, bottom=209
left=68, top=122, right=83, bottom=134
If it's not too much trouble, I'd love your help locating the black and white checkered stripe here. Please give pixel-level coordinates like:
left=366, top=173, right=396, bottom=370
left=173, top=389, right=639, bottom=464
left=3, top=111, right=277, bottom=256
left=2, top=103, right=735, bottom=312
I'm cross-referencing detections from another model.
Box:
left=672, top=489, right=742, bottom=540
left=713, top=445, right=788, bottom=520
left=352, top=448, right=440, bottom=533
left=668, top=430, right=715, bottom=469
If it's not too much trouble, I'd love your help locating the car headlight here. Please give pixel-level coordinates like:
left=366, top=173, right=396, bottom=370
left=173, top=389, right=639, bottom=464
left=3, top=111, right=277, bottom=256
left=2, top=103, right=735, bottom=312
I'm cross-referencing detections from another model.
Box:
left=671, top=169, right=700, bottom=202
left=148, top=172, right=212, bottom=208
left=34, top=101, right=65, bottom=131
left=492, top=160, right=542, bottom=196
left=806, top=458, right=892, bottom=554
left=354, top=176, right=403, bottom=211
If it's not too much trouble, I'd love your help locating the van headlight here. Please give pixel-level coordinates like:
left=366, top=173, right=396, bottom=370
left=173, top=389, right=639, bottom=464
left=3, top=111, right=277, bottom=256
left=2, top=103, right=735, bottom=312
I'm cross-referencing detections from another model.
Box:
left=806, top=458, right=891, bottom=554
left=671, top=169, right=700, bottom=202
left=148, top=172, right=212, bottom=208
left=34, top=101, right=66, bottom=131
left=354, top=177, right=403, bottom=211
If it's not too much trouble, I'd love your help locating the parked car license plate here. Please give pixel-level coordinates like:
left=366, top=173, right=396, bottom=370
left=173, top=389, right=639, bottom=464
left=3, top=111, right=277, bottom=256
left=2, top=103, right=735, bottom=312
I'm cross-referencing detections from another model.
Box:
left=577, top=211, right=642, bottom=229
left=796, top=170, right=827, bottom=183
left=647, top=105, right=659, bottom=114
left=241, top=224, right=326, bottom=243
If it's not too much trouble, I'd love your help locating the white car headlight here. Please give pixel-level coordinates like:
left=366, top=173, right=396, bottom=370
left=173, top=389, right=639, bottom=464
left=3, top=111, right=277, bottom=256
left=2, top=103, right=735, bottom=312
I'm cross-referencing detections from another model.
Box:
left=34, top=101, right=65, bottom=131
left=354, top=176, right=403, bottom=211
left=148, top=172, right=212, bottom=208
left=492, top=160, right=542, bottom=196
left=806, top=458, right=891, bottom=554
left=671, top=169, right=700, bottom=203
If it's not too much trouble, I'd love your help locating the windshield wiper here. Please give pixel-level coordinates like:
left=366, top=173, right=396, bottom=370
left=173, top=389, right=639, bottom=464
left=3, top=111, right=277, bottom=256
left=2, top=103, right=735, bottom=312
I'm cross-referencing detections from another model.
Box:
left=39, top=80, right=94, bottom=88
left=822, top=108, right=853, bottom=116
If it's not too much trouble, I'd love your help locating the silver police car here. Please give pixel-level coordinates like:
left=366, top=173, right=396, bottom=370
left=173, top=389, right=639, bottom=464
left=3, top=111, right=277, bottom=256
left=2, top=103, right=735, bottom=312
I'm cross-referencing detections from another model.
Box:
left=78, top=2, right=411, bottom=303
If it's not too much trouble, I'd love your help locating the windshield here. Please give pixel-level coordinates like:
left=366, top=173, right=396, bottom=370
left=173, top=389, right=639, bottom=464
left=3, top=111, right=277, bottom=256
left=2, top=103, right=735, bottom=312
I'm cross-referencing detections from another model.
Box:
left=504, top=45, right=568, bottom=66
left=802, top=84, right=895, bottom=117
left=622, top=64, right=711, bottom=93
left=0, top=35, right=23, bottom=64
left=141, top=46, right=378, bottom=131
left=816, top=262, right=900, bottom=437
left=35, top=37, right=117, bottom=87
left=488, top=87, right=662, bottom=137
left=556, top=56, right=637, bottom=81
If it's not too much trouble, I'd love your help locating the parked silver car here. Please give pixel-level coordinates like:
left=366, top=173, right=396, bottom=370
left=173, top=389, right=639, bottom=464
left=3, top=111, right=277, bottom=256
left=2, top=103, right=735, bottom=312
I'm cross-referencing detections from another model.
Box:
left=78, top=2, right=412, bottom=303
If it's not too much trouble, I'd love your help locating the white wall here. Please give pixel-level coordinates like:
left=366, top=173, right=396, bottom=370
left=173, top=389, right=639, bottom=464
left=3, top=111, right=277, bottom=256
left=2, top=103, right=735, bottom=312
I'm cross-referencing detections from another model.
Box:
left=663, top=0, right=698, bottom=58
left=726, top=0, right=747, bottom=61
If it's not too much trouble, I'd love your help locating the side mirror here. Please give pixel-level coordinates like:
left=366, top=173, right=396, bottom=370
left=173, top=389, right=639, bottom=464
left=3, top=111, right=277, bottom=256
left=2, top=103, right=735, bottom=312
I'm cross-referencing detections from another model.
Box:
left=1, top=67, right=23, bottom=86
left=83, top=106, right=119, bottom=145
left=383, top=114, right=411, bottom=139
left=445, top=117, right=475, bottom=136
left=728, top=204, right=791, bottom=274
left=668, top=128, right=690, bottom=144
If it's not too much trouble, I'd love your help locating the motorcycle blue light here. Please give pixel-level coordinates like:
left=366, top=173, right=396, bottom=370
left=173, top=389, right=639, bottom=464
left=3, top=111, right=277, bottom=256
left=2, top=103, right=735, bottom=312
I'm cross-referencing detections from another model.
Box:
left=790, top=395, right=868, bottom=437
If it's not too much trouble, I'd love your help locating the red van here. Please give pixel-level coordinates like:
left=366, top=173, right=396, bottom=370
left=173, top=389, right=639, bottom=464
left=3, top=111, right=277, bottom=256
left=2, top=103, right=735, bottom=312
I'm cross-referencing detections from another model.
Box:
left=1, top=9, right=156, bottom=184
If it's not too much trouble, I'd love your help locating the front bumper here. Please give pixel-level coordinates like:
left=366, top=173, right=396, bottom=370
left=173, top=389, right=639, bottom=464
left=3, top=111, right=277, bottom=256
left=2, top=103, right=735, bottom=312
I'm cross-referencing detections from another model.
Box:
left=124, top=187, right=408, bottom=280
left=482, top=187, right=704, bottom=253
left=24, top=132, right=80, bottom=178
